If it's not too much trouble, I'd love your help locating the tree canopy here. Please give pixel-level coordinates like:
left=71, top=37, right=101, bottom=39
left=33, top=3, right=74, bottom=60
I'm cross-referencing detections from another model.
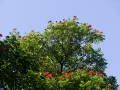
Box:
left=0, top=16, right=119, bottom=90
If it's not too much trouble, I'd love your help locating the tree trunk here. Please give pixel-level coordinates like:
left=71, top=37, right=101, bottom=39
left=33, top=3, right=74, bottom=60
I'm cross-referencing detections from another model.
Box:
left=60, top=63, right=63, bottom=74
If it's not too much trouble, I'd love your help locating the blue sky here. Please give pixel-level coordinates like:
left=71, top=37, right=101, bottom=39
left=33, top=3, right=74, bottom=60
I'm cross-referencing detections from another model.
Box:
left=0, top=0, right=120, bottom=86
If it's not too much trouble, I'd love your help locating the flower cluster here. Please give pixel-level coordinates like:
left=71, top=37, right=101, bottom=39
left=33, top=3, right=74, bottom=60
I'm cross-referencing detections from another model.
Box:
left=87, top=24, right=92, bottom=28
left=47, top=16, right=77, bottom=27
left=87, top=24, right=103, bottom=35
left=13, top=28, right=17, bottom=30
left=92, top=29, right=103, bottom=34
left=82, top=67, right=86, bottom=71
left=48, top=20, right=52, bottom=23
left=48, top=20, right=68, bottom=26
left=88, top=70, right=95, bottom=75
left=42, top=72, right=52, bottom=80
left=97, top=72, right=103, bottom=77
left=108, top=84, right=113, bottom=89
left=58, top=72, right=73, bottom=81
left=22, top=36, right=25, bottom=40
left=72, top=16, right=77, bottom=20
left=0, top=34, right=2, bottom=37
left=96, top=83, right=113, bottom=89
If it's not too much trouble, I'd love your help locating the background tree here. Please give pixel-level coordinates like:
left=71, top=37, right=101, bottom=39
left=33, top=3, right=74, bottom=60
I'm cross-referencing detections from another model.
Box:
left=0, top=30, right=43, bottom=89
left=0, top=30, right=24, bottom=89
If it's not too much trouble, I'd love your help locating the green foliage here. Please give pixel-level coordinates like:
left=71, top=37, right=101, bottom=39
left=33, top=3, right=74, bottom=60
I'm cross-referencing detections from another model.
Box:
left=0, top=16, right=119, bottom=90
left=42, top=17, right=107, bottom=73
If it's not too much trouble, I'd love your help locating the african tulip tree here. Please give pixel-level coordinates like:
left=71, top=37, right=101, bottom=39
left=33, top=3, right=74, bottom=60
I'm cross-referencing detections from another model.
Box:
left=0, top=16, right=119, bottom=90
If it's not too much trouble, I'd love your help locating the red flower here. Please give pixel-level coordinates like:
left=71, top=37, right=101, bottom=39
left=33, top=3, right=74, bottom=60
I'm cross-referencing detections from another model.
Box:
left=82, top=67, right=86, bottom=70
left=99, top=31, right=103, bottom=34
left=92, top=30, right=96, bottom=32
left=63, top=73, right=72, bottom=78
left=73, top=16, right=77, bottom=18
left=13, top=28, right=17, bottom=30
left=88, top=70, right=95, bottom=75
left=22, top=36, right=25, bottom=40
left=0, top=34, right=2, bottom=37
left=108, top=84, right=113, bottom=88
left=97, top=72, right=103, bottom=77
left=58, top=21, right=62, bottom=24
left=69, top=73, right=72, bottom=77
left=46, top=73, right=52, bottom=80
left=42, top=72, right=53, bottom=80
left=48, top=20, right=52, bottom=23
left=88, top=24, right=92, bottom=28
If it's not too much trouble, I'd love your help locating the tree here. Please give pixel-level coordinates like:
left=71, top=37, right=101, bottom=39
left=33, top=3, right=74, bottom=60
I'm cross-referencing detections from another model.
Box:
left=0, top=16, right=119, bottom=90
left=0, top=30, right=23, bottom=89
left=0, top=30, right=43, bottom=89
left=41, top=16, right=107, bottom=74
